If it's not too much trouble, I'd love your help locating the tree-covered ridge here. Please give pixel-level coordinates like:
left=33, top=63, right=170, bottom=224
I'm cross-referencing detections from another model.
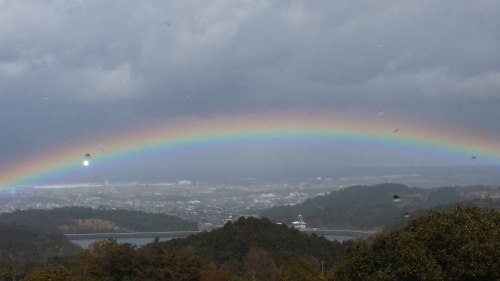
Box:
left=259, top=183, right=485, bottom=230
left=6, top=206, right=500, bottom=280
left=19, top=206, right=500, bottom=280
left=0, top=222, right=79, bottom=280
left=0, top=207, right=198, bottom=233
left=159, top=216, right=350, bottom=276
left=331, top=207, right=500, bottom=280
left=384, top=196, right=500, bottom=231
left=23, top=217, right=350, bottom=281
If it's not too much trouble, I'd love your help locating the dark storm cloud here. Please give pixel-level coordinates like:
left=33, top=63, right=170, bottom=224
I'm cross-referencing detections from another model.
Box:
left=2, top=1, right=499, bottom=107
left=1, top=0, right=500, bottom=167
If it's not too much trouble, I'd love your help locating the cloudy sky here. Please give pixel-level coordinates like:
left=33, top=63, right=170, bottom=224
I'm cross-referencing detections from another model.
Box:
left=1, top=1, right=500, bottom=179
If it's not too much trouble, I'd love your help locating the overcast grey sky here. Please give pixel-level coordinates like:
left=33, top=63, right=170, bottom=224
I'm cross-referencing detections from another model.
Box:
left=1, top=1, right=500, bottom=176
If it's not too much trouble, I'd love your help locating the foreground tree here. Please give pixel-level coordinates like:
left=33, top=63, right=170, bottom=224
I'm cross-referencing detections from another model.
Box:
left=243, top=245, right=275, bottom=281
left=271, top=256, right=324, bottom=281
left=331, top=207, right=500, bottom=280
left=71, top=239, right=137, bottom=281
left=24, top=266, right=74, bottom=281
left=70, top=238, right=244, bottom=281
left=162, top=217, right=345, bottom=275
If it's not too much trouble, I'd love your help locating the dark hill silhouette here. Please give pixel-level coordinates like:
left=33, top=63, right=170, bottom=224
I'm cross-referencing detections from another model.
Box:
left=0, top=207, right=198, bottom=234
left=0, top=221, right=79, bottom=279
left=158, top=216, right=350, bottom=275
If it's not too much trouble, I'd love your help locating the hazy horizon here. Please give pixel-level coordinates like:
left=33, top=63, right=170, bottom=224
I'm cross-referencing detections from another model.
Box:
left=2, top=1, right=500, bottom=192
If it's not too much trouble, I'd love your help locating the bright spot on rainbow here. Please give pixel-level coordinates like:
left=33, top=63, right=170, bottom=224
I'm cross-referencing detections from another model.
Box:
left=83, top=153, right=91, bottom=166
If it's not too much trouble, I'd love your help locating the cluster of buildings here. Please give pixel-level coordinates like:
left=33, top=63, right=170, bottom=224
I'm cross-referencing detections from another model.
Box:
left=1, top=179, right=334, bottom=228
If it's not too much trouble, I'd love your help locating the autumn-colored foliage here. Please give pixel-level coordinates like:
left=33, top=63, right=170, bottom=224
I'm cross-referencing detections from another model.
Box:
left=332, top=207, right=500, bottom=280
left=7, top=206, right=500, bottom=280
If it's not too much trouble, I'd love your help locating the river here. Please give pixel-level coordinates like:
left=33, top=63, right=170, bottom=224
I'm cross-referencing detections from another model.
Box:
left=70, top=234, right=356, bottom=249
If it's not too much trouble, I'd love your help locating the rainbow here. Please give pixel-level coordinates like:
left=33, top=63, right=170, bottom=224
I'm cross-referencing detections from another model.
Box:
left=1, top=112, right=500, bottom=196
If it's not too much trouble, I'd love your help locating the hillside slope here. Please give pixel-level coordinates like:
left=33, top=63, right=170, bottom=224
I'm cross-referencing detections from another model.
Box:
left=0, top=221, right=79, bottom=279
left=259, top=183, right=481, bottom=230
left=159, top=216, right=350, bottom=276
left=0, top=207, right=198, bottom=233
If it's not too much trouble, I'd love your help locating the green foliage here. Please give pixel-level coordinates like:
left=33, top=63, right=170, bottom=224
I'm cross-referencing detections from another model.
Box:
left=72, top=239, right=137, bottom=281
left=160, top=217, right=347, bottom=275
left=332, top=207, right=500, bottom=280
left=24, top=266, right=75, bottom=281
left=261, top=183, right=416, bottom=229
left=271, top=256, right=324, bottom=281
left=0, top=221, right=79, bottom=279
left=5, top=191, right=500, bottom=280
left=0, top=222, right=78, bottom=259
left=0, top=206, right=198, bottom=233
left=71, top=238, right=241, bottom=281
left=260, top=183, right=482, bottom=230
left=384, top=197, right=500, bottom=231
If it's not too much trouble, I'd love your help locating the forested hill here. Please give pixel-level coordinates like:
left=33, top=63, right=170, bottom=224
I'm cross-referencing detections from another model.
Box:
left=0, top=207, right=198, bottom=233
left=259, top=183, right=491, bottom=230
left=384, top=197, right=500, bottom=231
left=0, top=221, right=79, bottom=278
left=159, top=216, right=350, bottom=276
left=18, top=207, right=500, bottom=280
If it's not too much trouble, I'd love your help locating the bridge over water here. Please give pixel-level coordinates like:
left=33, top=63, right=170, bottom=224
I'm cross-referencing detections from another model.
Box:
left=65, top=229, right=376, bottom=240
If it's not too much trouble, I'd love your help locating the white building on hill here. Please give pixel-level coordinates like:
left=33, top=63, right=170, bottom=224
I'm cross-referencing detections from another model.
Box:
left=291, top=214, right=307, bottom=229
